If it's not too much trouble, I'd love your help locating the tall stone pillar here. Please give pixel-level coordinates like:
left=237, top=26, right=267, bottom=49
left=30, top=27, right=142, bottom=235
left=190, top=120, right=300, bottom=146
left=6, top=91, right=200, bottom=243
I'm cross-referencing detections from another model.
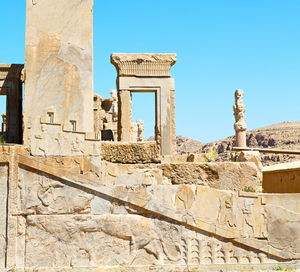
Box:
left=233, top=89, right=247, bottom=147
left=23, top=0, right=94, bottom=147
left=118, top=90, right=132, bottom=141
left=0, top=64, right=24, bottom=144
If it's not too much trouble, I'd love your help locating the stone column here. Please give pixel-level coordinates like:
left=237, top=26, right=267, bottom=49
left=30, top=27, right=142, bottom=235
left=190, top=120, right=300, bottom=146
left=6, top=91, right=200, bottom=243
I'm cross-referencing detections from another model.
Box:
left=0, top=64, right=24, bottom=144
left=118, top=90, right=132, bottom=141
left=233, top=89, right=247, bottom=147
left=24, top=0, right=94, bottom=148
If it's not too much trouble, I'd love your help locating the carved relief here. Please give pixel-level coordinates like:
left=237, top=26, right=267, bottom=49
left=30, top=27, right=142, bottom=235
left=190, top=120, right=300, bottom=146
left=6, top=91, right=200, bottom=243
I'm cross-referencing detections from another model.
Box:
left=233, top=89, right=246, bottom=132
left=110, top=89, right=118, bottom=122
left=130, top=122, right=137, bottom=142
left=218, top=194, right=238, bottom=229
left=233, top=89, right=247, bottom=147
left=71, top=137, right=84, bottom=155
left=34, top=124, right=48, bottom=155
left=180, top=237, right=273, bottom=265
left=26, top=214, right=182, bottom=266
left=18, top=168, right=94, bottom=214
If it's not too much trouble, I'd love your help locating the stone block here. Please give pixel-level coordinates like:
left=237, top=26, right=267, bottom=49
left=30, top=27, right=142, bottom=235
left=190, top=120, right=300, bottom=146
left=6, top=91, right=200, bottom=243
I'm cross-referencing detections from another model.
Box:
left=101, top=142, right=160, bottom=164
left=162, top=162, right=261, bottom=191
left=24, top=0, right=94, bottom=152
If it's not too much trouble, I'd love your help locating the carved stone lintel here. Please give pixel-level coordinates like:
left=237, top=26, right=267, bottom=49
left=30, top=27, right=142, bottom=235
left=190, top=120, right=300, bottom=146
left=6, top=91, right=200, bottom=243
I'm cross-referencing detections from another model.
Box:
left=0, top=64, right=24, bottom=81
left=111, top=53, right=177, bottom=77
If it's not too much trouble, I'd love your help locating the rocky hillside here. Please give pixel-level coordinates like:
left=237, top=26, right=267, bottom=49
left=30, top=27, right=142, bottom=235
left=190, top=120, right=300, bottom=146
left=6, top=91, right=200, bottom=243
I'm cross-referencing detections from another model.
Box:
left=176, top=136, right=204, bottom=154
left=177, top=121, right=300, bottom=166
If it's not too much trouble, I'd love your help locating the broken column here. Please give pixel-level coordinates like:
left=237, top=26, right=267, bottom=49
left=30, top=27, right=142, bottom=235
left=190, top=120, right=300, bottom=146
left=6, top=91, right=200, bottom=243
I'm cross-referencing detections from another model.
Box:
left=23, top=0, right=94, bottom=149
left=233, top=89, right=247, bottom=147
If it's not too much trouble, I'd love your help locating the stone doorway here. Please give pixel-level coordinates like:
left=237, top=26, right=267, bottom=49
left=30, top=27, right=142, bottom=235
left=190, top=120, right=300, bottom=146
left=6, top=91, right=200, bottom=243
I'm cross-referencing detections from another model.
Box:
left=0, top=64, right=24, bottom=144
left=131, top=91, right=156, bottom=142
left=111, top=53, right=177, bottom=156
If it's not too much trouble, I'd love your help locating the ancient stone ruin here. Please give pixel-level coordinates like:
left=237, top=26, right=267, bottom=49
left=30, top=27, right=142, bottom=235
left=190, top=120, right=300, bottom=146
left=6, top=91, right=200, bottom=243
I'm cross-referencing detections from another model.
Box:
left=1, top=1, right=300, bottom=271
left=233, top=89, right=247, bottom=148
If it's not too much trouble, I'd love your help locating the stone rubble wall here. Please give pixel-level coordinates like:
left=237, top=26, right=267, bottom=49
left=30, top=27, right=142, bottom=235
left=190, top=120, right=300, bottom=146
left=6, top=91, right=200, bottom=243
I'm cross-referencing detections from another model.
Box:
left=0, top=146, right=300, bottom=271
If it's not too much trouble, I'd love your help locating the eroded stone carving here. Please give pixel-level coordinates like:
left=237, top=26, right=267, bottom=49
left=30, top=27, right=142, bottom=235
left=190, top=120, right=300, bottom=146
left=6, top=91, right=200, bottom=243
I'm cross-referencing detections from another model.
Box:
left=18, top=168, right=94, bottom=214
left=137, top=120, right=144, bottom=142
left=34, top=124, right=48, bottom=155
left=233, top=89, right=247, bottom=147
left=180, top=236, right=273, bottom=265
left=111, top=53, right=177, bottom=77
left=110, top=89, right=118, bottom=122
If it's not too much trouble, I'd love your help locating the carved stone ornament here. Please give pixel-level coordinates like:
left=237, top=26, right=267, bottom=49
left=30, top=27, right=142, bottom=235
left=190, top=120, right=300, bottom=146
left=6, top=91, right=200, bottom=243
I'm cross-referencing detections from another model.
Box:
left=233, top=89, right=247, bottom=132
left=0, top=64, right=24, bottom=81
left=111, top=53, right=177, bottom=77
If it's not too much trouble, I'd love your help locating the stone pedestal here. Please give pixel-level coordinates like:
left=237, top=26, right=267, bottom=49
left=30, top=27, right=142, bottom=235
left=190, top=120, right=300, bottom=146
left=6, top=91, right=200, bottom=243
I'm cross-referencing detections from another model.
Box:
left=24, top=0, right=94, bottom=150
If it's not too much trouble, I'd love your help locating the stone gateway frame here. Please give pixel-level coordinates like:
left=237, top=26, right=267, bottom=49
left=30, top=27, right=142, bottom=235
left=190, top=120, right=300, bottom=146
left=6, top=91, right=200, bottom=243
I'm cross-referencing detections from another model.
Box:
left=0, top=64, right=24, bottom=144
left=111, top=53, right=177, bottom=156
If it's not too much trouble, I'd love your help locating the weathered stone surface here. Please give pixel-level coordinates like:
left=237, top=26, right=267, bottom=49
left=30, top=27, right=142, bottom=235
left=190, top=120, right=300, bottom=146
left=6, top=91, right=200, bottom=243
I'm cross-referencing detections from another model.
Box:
left=1, top=145, right=300, bottom=270
left=112, top=55, right=176, bottom=156
left=18, top=167, right=94, bottom=215
left=24, top=213, right=276, bottom=268
left=266, top=204, right=300, bottom=256
left=101, top=142, right=160, bottom=163
left=24, top=0, right=94, bottom=154
left=111, top=53, right=177, bottom=77
left=162, top=162, right=261, bottom=191
left=263, top=193, right=300, bottom=214
left=30, top=123, right=101, bottom=156
left=233, top=89, right=247, bottom=148
left=101, top=162, right=168, bottom=185
left=186, top=153, right=207, bottom=162
left=0, top=164, right=8, bottom=268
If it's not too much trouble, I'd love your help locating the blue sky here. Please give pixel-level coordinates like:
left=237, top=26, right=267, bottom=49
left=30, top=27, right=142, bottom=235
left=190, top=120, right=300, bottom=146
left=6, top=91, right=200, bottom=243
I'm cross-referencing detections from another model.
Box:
left=0, top=1, right=300, bottom=143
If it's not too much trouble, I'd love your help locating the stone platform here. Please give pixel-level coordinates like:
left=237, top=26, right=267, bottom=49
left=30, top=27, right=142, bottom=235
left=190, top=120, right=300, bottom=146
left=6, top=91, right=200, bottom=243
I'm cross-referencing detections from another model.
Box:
left=0, top=146, right=300, bottom=271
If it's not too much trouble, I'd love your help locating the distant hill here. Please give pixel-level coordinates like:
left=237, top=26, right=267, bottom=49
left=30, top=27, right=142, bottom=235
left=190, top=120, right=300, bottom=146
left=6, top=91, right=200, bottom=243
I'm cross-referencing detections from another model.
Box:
left=176, top=136, right=204, bottom=154
left=148, top=136, right=204, bottom=154
left=176, top=121, right=300, bottom=166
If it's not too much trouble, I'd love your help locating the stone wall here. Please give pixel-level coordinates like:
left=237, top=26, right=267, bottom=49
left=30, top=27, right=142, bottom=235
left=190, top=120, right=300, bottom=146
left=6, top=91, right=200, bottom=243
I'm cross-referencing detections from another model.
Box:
left=1, top=146, right=300, bottom=271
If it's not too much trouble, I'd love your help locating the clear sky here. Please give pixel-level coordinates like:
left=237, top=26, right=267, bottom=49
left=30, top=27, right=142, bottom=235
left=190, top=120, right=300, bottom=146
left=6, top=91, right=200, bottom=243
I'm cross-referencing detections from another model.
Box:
left=0, top=1, right=300, bottom=143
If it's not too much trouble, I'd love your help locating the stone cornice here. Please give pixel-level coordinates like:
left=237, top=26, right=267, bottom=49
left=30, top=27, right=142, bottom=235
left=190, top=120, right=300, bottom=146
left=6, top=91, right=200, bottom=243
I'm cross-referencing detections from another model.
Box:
left=0, top=64, right=24, bottom=81
left=111, top=53, right=177, bottom=77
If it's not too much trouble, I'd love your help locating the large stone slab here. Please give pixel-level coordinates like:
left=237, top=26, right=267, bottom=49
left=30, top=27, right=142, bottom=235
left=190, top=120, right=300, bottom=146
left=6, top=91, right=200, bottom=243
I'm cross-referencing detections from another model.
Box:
left=101, top=142, right=160, bottom=164
left=25, top=214, right=276, bottom=268
left=162, top=162, right=261, bottom=191
left=0, top=164, right=8, bottom=268
left=24, top=0, right=94, bottom=150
